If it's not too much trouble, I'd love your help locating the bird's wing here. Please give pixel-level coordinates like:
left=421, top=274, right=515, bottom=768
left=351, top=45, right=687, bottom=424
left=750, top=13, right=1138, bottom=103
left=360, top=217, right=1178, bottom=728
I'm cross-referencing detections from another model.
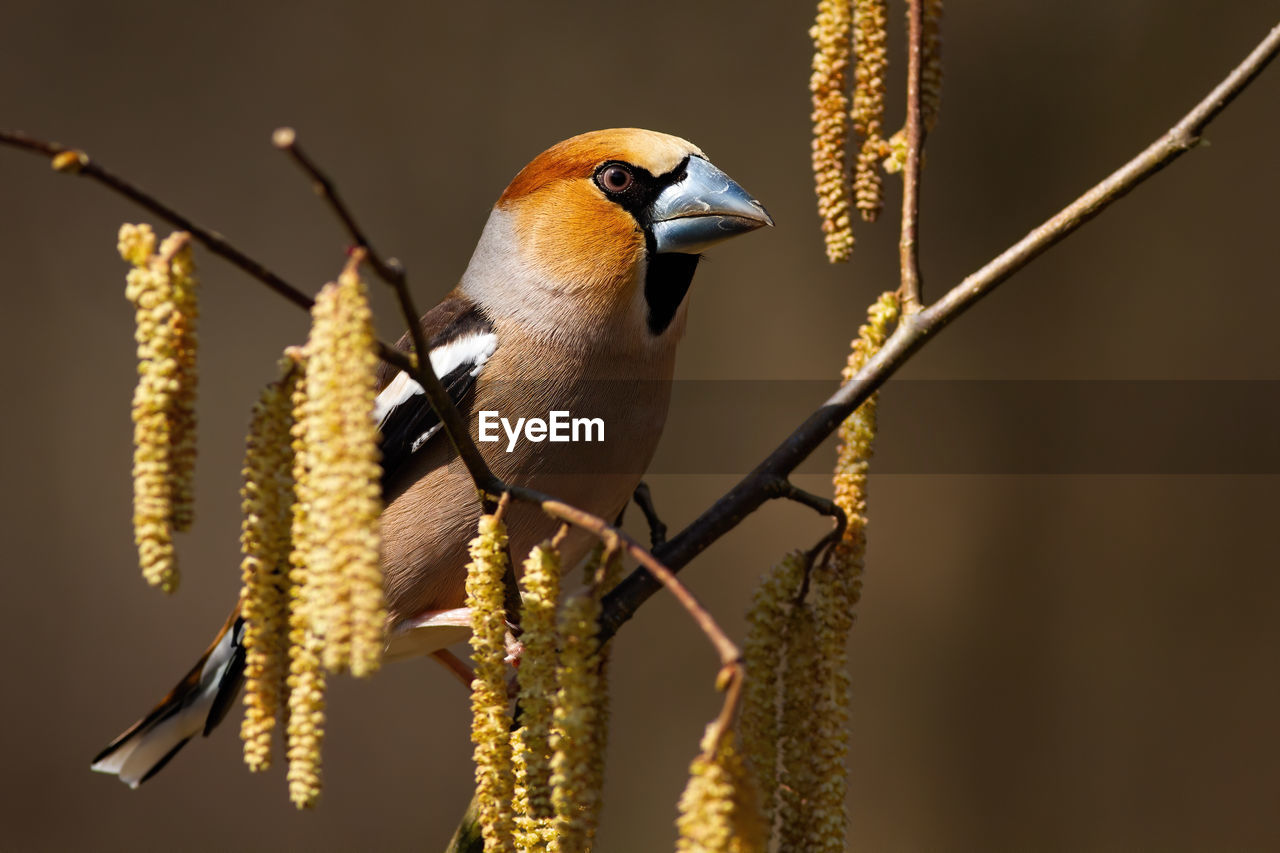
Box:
left=374, top=292, right=496, bottom=489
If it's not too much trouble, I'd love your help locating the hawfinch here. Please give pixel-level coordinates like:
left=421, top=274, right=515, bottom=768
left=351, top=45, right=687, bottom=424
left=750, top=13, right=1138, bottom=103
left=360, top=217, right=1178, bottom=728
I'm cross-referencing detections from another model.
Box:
left=91, top=128, right=771, bottom=787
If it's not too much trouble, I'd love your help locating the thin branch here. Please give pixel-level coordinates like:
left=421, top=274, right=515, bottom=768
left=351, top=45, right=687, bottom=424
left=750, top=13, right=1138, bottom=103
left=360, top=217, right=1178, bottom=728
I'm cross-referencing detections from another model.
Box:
left=599, top=21, right=1280, bottom=642
left=481, top=492, right=522, bottom=637
left=514, top=488, right=740, bottom=669
left=899, top=0, right=926, bottom=313
left=529, top=483, right=745, bottom=752
left=0, top=129, right=314, bottom=311
left=271, top=127, right=403, bottom=285
left=0, top=129, right=425, bottom=375
left=704, top=662, right=745, bottom=757
left=271, top=127, right=505, bottom=503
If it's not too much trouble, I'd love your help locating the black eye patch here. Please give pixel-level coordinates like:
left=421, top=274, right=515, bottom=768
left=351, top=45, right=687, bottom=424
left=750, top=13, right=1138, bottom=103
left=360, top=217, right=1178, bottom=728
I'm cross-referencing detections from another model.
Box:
left=593, top=156, right=690, bottom=225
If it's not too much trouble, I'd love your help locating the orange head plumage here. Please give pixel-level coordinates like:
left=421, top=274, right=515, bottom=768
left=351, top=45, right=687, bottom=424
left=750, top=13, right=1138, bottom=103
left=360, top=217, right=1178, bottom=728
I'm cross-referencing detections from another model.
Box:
left=461, top=128, right=771, bottom=349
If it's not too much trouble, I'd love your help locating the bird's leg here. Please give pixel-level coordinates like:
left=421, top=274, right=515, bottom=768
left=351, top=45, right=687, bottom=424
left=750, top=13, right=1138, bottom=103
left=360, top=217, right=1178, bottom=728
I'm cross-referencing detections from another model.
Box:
left=631, top=481, right=668, bottom=549
left=763, top=477, right=850, bottom=601
left=430, top=649, right=475, bottom=692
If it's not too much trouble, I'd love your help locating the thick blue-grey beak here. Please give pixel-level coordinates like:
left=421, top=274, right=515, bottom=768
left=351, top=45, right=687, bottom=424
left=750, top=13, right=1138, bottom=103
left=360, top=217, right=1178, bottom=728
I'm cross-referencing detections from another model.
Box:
left=649, top=155, right=773, bottom=254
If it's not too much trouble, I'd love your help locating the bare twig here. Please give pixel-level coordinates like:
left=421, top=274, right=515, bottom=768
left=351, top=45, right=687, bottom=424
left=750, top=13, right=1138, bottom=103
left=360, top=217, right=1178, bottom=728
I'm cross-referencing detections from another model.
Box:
left=271, top=127, right=403, bottom=285
left=271, top=127, right=505, bottom=505
left=513, top=484, right=745, bottom=753
left=0, top=129, right=314, bottom=311
left=484, top=493, right=523, bottom=635
left=704, top=662, right=745, bottom=757
left=514, top=488, right=740, bottom=669
left=0, top=129, right=426, bottom=377
left=899, top=0, right=926, bottom=313
left=599, top=21, right=1280, bottom=642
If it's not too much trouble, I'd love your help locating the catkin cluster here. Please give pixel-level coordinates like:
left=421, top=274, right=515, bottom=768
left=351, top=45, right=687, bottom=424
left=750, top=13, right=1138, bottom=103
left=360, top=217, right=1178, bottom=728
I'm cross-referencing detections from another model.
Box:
left=467, top=514, right=518, bottom=851
left=120, top=223, right=199, bottom=593
left=675, top=730, right=768, bottom=853
left=808, top=0, right=944, bottom=243
left=832, top=291, right=899, bottom=552
left=514, top=544, right=561, bottom=832
left=550, top=590, right=606, bottom=853
left=921, top=0, right=944, bottom=132
left=239, top=367, right=299, bottom=772
left=737, top=294, right=899, bottom=850
left=852, top=0, right=889, bottom=220
left=283, top=355, right=329, bottom=810
left=806, top=291, right=899, bottom=849
left=882, top=0, right=944, bottom=174
left=466, top=527, right=620, bottom=852
left=809, top=0, right=855, bottom=262
left=228, top=261, right=385, bottom=808
left=294, top=269, right=385, bottom=677
left=740, top=551, right=807, bottom=831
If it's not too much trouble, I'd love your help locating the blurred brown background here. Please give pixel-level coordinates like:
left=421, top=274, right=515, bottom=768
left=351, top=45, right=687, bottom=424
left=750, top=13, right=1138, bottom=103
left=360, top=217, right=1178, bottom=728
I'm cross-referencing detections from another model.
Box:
left=2, top=2, right=1278, bottom=850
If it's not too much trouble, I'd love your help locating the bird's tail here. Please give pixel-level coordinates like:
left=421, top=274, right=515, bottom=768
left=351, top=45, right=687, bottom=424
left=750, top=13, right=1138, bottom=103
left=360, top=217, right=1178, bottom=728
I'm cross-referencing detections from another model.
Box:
left=90, top=604, right=246, bottom=788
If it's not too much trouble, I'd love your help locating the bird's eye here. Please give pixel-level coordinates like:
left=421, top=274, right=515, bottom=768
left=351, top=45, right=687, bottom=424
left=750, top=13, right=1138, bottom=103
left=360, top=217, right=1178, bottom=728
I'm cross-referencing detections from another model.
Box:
left=596, top=164, right=634, bottom=194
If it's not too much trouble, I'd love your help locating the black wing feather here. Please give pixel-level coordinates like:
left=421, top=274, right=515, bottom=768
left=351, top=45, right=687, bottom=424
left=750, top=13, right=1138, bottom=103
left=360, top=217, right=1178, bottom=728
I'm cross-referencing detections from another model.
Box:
left=374, top=293, right=495, bottom=492
left=203, top=617, right=247, bottom=735
left=378, top=362, right=477, bottom=490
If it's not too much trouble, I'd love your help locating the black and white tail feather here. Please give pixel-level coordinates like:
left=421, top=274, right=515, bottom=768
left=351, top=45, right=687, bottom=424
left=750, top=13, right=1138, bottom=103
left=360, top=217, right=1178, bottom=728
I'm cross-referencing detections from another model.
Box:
left=91, top=297, right=497, bottom=787
left=90, top=611, right=246, bottom=787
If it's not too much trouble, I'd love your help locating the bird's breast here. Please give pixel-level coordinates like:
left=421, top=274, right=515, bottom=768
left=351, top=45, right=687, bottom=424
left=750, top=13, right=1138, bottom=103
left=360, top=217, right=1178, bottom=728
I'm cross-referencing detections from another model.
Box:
left=379, top=328, right=678, bottom=627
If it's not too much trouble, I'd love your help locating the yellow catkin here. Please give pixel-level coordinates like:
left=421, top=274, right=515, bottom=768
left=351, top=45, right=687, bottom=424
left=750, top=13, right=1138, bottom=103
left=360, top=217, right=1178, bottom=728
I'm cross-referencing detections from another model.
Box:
left=515, top=543, right=561, bottom=823
left=833, top=292, right=899, bottom=542
left=120, top=223, right=198, bottom=593
left=881, top=128, right=908, bottom=174
left=296, top=269, right=385, bottom=677
left=564, top=542, right=621, bottom=851
left=922, top=0, right=944, bottom=133
left=881, top=1, right=943, bottom=175
left=467, top=514, right=516, bottom=853
left=161, top=232, right=199, bottom=531
left=512, top=727, right=557, bottom=850
left=776, top=604, right=820, bottom=851
left=550, top=592, right=605, bottom=853
left=804, top=578, right=850, bottom=852
left=286, top=630, right=326, bottom=809
left=286, top=362, right=326, bottom=809
left=796, top=291, right=899, bottom=848
left=739, top=550, right=806, bottom=831
left=238, top=366, right=299, bottom=772
left=852, top=0, right=889, bottom=221
left=675, top=730, right=768, bottom=853
left=809, top=0, right=855, bottom=263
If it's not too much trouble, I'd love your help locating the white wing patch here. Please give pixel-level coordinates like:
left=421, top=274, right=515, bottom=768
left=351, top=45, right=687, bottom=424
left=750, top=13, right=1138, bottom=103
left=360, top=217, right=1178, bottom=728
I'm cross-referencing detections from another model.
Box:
left=373, top=371, right=423, bottom=425
left=373, top=332, right=497, bottom=427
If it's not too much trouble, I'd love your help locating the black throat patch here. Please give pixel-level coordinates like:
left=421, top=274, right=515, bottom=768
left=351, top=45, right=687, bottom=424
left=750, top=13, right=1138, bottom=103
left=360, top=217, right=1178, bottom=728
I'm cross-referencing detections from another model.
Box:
left=644, top=251, right=700, bottom=336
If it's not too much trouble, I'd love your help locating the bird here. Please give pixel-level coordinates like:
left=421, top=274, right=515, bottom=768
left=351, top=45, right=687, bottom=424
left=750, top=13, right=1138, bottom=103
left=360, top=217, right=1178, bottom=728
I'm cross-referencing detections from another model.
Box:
left=91, top=127, right=772, bottom=787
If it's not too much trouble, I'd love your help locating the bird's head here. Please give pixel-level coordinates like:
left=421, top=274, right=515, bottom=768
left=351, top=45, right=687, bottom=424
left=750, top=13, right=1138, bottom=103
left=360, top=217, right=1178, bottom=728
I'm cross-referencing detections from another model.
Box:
left=459, top=128, right=771, bottom=350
